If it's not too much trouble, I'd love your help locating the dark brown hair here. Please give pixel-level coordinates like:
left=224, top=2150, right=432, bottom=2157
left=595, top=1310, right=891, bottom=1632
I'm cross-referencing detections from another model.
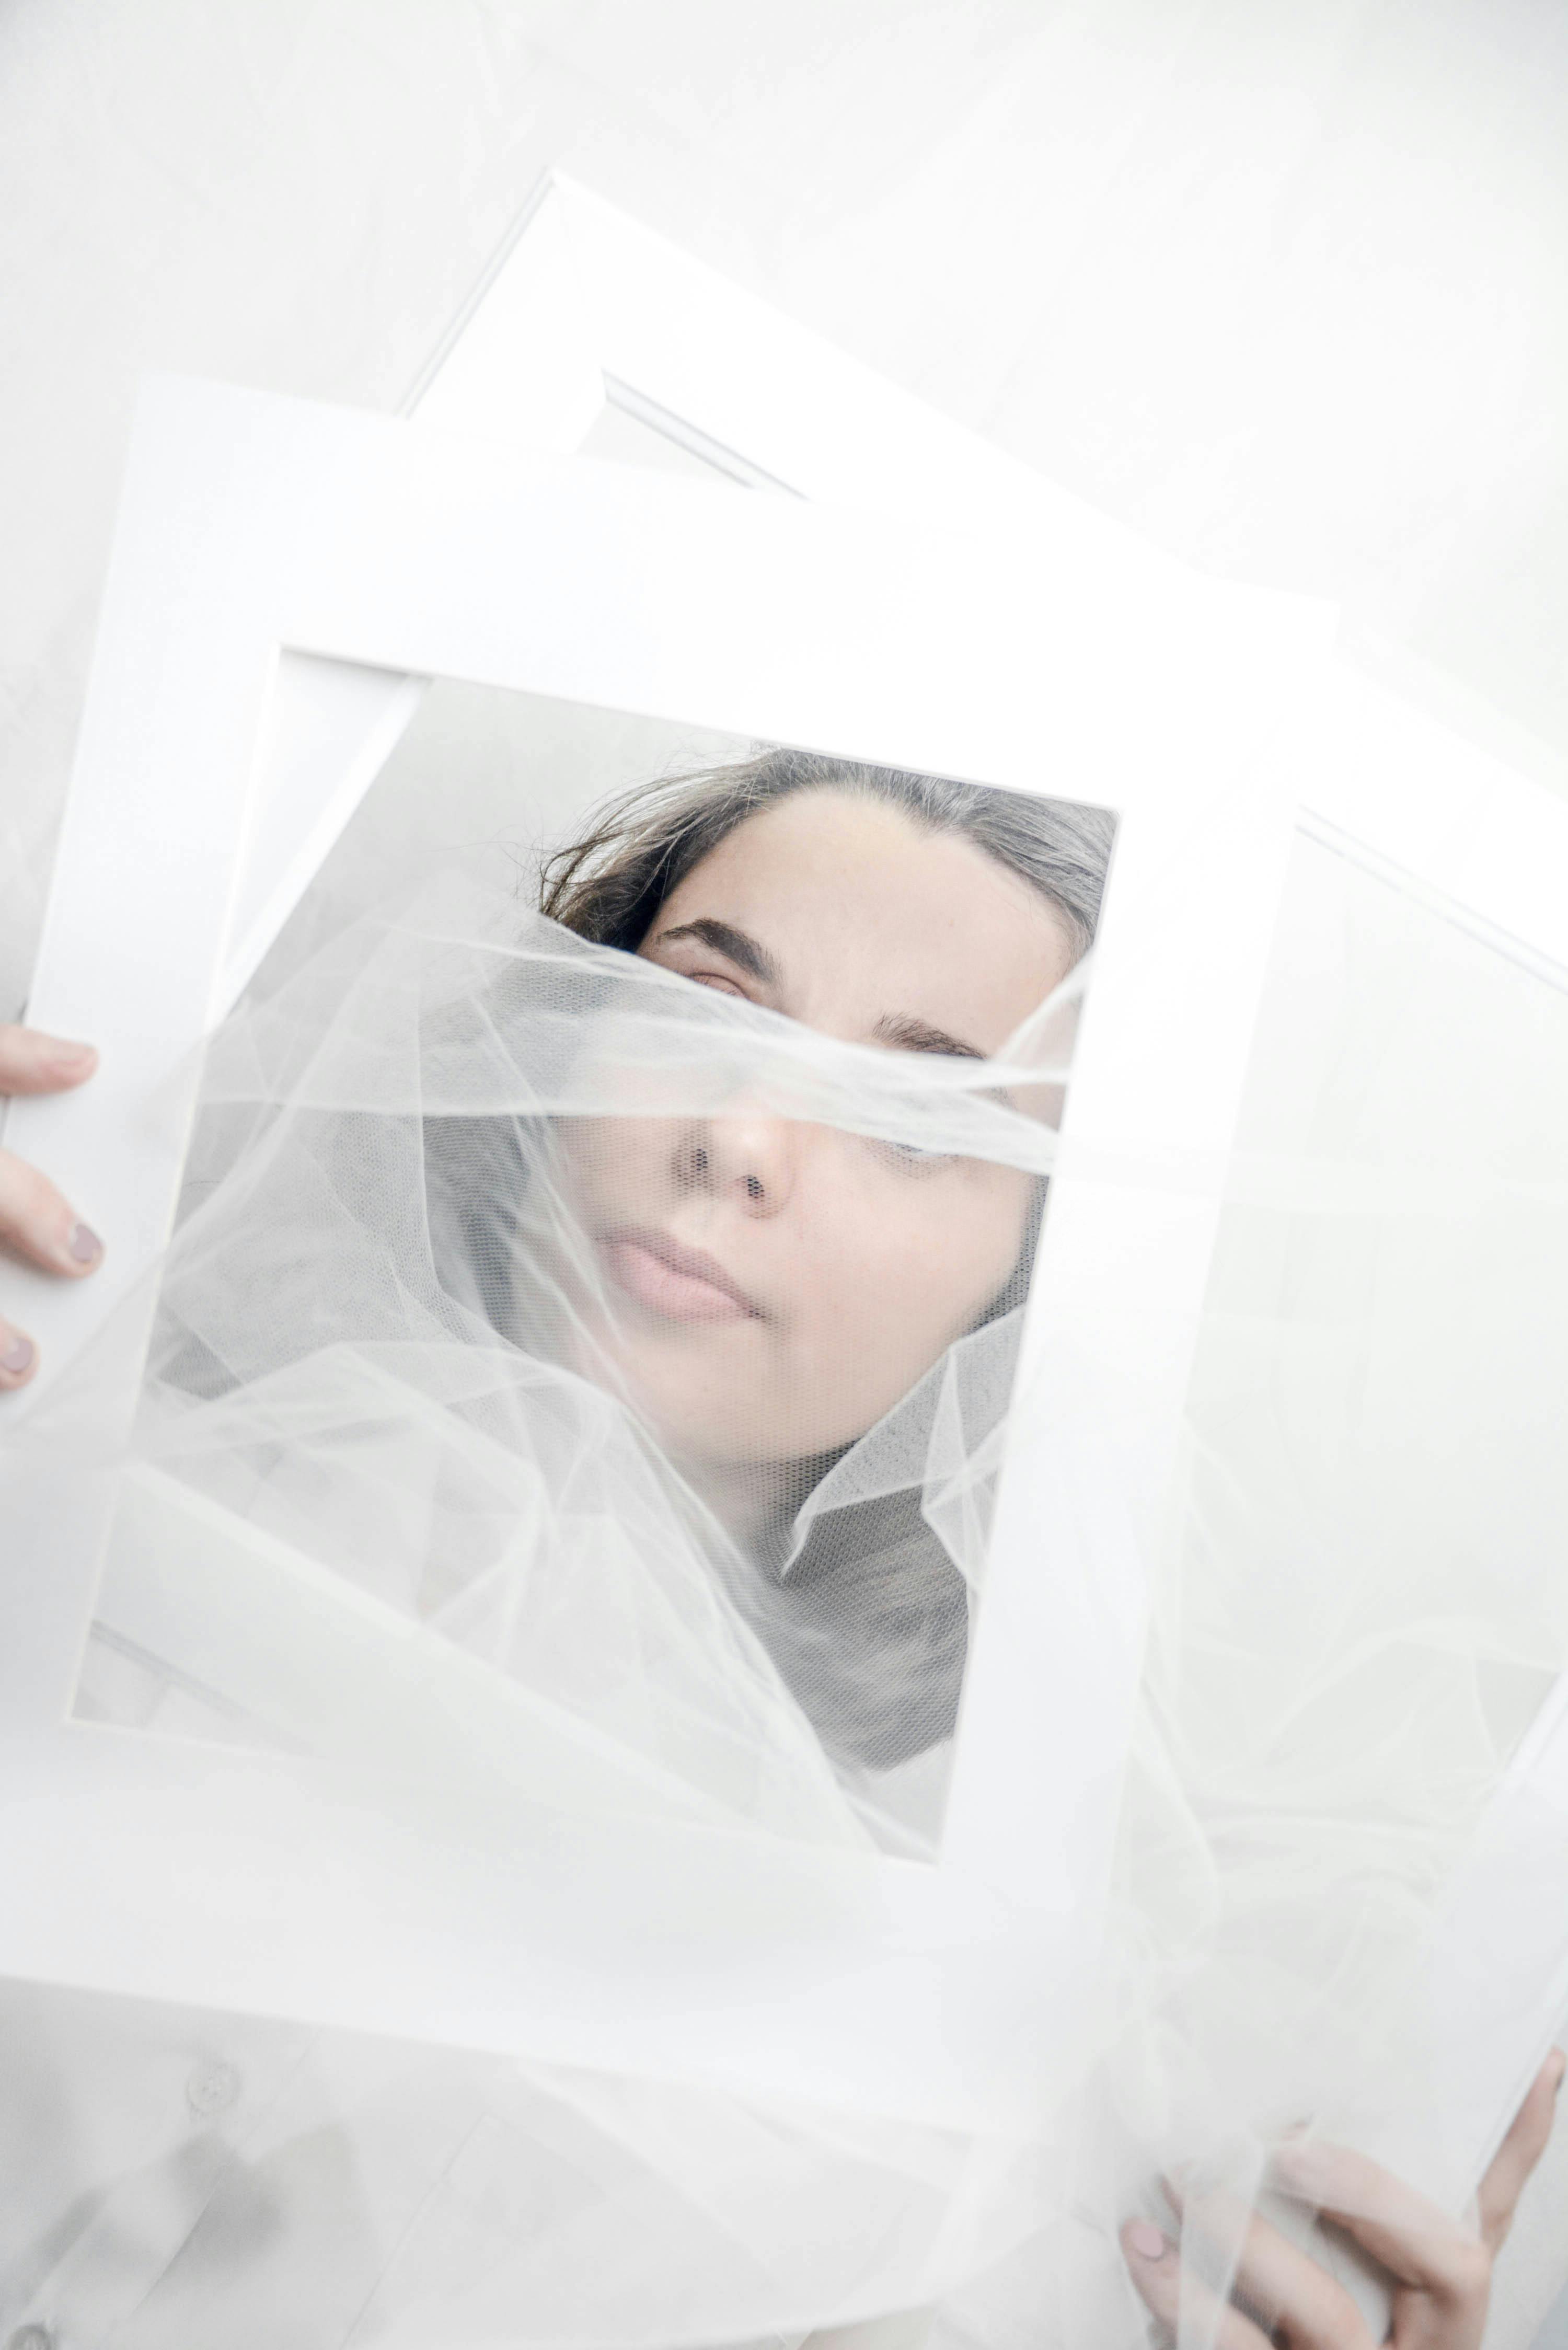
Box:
left=541, top=745, right=1113, bottom=963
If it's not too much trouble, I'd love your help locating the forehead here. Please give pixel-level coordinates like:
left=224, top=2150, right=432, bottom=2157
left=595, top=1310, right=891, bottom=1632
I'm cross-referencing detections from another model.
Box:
left=656, top=788, right=1074, bottom=1047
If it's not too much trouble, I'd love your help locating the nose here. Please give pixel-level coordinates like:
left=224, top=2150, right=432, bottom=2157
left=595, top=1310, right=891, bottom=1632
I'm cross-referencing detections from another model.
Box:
left=672, top=1115, right=796, bottom=1217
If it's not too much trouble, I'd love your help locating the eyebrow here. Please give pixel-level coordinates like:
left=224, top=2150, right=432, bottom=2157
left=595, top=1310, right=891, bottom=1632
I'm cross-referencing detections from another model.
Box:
left=654, top=921, right=986, bottom=1061
left=872, top=1012, right=985, bottom=1061
left=652, top=918, right=782, bottom=988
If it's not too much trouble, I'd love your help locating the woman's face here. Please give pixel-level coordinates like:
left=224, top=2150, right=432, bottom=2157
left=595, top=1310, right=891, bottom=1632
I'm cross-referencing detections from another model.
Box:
left=565, top=789, right=1075, bottom=1491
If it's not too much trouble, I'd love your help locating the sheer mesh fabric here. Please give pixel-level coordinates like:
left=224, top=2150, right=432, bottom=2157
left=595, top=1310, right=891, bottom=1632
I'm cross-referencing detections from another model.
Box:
left=50, top=821, right=1568, bottom=2347
left=81, top=859, right=1071, bottom=1853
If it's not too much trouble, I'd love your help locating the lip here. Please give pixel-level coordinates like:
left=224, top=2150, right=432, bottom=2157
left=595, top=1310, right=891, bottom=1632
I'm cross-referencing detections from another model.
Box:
left=597, top=1226, right=764, bottom=1324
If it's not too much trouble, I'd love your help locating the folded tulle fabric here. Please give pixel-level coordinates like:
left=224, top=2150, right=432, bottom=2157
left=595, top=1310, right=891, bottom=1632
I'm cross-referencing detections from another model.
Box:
left=83, top=862, right=1074, bottom=1842
left=57, top=836, right=1568, bottom=2346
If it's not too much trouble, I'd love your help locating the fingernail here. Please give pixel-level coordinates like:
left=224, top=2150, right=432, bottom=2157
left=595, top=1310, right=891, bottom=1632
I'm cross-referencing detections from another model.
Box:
left=1548, top=2049, right=1565, bottom=2094
left=47, top=1038, right=97, bottom=1076
left=1, top=1332, right=36, bottom=1380
left=1127, top=2220, right=1169, bottom=2262
left=67, top=1222, right=103, bottom=1266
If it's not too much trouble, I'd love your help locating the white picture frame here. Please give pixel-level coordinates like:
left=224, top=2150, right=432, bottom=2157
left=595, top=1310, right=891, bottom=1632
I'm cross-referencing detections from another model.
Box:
left=3, top=178, right=1566, bottom=2214
left=0, top=366, right=1323, bottom=2131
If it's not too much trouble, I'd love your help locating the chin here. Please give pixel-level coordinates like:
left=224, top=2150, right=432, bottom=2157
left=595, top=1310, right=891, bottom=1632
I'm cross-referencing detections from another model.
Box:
left=621, top=1367, right=809, bottom=1472
left=636, top=1390, right=781, bottom=1465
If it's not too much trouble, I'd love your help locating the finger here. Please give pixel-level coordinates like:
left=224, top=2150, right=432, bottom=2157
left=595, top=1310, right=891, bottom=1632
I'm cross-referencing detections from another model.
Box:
left=1121, top=2218, right=1273, bottom=2349
left=0, top=1319, right=37, bottom=1390
left=0, top=1024, right=98, bottom=1096
left=0, top=1148, right=104, bottom=1277
left=1167, top=2176, right=1379, bottom=2350
left=1271, top=2138, right=1489, bottom=2309
left=1477, top=2049, right=1566, bottom=2251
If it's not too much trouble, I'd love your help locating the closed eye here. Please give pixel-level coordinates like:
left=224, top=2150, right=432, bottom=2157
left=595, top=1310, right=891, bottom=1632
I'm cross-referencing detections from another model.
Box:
left=871, top=1136, right=957, bottom=1177
left=686, top=971, right=750, bottom=998
left=651, top=919, right=780, bottom=992
left=872, top=1011, right=1014, bottom=1113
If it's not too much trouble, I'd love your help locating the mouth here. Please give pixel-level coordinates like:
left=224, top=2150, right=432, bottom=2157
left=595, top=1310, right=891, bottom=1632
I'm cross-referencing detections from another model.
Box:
left=597, top=1226, right=764, bottom=1324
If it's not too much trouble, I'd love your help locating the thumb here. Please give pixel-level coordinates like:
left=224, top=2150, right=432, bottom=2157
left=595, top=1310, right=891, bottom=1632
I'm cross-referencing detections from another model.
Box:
left=1477, top=2049, right=1565, bottom=2251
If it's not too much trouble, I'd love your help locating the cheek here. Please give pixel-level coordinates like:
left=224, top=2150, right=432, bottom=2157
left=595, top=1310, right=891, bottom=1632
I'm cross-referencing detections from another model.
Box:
left=786, top=1161, right=1032, bottom=1385
left=558, top=1116, right=678, bottom=1213
left=728, top=1161, right=1027, bottom=1459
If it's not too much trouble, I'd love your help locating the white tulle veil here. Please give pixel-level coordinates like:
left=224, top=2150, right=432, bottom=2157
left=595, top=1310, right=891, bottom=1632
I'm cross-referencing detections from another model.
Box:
left=43, top=705, right=1568, bottom=2348
left=84, top=844, right=1068, bottom=1851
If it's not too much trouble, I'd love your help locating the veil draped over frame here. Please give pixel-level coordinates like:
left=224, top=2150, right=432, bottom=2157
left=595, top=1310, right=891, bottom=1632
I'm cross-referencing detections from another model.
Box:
left=40, top=820, right=1568, bottom=2348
